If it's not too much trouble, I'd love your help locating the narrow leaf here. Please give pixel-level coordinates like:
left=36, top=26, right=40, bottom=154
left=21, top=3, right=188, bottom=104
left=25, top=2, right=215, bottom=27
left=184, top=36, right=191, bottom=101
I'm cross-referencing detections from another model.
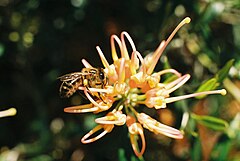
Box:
left=215, top=59, right=234, bottom=83
left=191, top=114, right=229, bottom=131
left=191, top=137, right=202, bottom=161
left=195, top=78, right=219, bottom=99
left=118, top=148, right=127, bottom=161
left=211, top=136, right=232, bottom=161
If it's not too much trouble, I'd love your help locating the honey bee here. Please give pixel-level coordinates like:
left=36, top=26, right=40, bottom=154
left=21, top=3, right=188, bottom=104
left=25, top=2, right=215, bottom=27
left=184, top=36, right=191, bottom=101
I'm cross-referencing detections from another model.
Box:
left=58, top=67, right=107, bottom=98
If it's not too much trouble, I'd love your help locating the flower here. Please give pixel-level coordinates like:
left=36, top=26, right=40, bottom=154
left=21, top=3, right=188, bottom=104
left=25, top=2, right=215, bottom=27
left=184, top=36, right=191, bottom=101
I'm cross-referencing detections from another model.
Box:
left=0, top=108, right=17, bottom=118
left=63, top=17, right=226, bottom=157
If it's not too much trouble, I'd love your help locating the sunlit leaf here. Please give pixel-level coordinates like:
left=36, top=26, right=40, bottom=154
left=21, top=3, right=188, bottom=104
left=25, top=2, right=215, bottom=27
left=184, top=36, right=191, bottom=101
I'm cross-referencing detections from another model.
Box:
left=215, top=59, right=234, bottom=83
left=195, top=78, right=219, bottom=99
left=195, top=59, right=234, bottom=99
left=191, top=114, right=229, bottom=131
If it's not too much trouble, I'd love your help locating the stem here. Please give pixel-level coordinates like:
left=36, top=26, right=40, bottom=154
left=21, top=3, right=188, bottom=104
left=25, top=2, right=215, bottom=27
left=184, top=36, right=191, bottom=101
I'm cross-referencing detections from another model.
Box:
left=137, top=94, right=146, bottom=101
left=128, top=105, right=138, bottom=115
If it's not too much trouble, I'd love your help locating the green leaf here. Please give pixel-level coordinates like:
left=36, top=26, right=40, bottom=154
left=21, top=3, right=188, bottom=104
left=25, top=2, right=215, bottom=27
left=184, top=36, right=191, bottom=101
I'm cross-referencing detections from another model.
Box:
left=183, top=118, right=198, bottom=137
left=131, top=155, right=145, bottom=161
left=190, top=137, right=202, bottom=161
left=195, top=78, right=219, bottom=99
left=163, top=56, right=172, bottom=69
left=226, top=113, right=240, bottom=139
left=194, top=59, right=234, bottom=99
left=211, top=136, right=232, bottom=161
left=118, top=148, right=128, bottom=161
left=191, top=114, right=229, bottom=131
left=215, top=59, right=234, bottom=83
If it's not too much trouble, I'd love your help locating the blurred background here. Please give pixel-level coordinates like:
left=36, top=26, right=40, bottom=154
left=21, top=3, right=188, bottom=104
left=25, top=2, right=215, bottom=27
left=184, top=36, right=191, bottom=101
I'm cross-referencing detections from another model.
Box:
left=0, top=0, right=239, bottom=161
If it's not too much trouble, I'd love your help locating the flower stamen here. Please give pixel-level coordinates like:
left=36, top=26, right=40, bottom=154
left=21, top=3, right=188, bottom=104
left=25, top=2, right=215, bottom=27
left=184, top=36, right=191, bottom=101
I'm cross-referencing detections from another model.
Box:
left=64, top=103, right=99, bottom=113
left=155, top=69, right=182, bottom=77
left=96, top=46, right=111, bottom=70
left=126, top=115, right=146, bottom=157
left=0, top=108, right=17, bottom=118
left=165, top=89, right=227, bottom=103
left=120, top=31, right=136, bottom=60
left=81, top=59, right=93, bottom=68
left=164, top=74, right=190, bottom=94
left=81, top=124, right=114, bottom=144
left=78, top=86, right=113, bottom=94
left=137, top=113, right=183, bottom=139
left=147, top=17, right=191, bottom=75
left=111, top=35, right=122, bottom=62
left=84, top=89, right=111, bottom=111
left=95, top=111, right=126, bottom=125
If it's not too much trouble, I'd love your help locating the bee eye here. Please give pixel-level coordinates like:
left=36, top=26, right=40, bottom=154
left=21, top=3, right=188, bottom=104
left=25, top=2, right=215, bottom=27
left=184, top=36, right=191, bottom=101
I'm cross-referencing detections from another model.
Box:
left=99, top=72, right=105, bottom=80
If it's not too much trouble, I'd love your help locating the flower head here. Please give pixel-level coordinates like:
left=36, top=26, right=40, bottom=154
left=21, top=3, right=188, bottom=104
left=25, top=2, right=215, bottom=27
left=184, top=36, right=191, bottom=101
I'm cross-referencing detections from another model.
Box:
left=62, top=17, right=226, bottom=157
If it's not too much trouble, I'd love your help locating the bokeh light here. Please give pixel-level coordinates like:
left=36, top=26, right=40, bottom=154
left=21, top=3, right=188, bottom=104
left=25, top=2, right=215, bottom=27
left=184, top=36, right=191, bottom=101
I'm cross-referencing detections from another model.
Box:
left=0, top=43, right=5, bottom=57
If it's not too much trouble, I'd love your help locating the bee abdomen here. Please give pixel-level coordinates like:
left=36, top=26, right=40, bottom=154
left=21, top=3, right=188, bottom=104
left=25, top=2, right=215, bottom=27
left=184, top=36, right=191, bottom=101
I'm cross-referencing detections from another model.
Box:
left=59, top=77, right=83, bottom=98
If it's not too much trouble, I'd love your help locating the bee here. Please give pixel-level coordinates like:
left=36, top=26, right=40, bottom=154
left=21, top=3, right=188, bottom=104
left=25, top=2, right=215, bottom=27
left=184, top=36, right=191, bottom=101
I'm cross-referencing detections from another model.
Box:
left=58, top=67, right=107, bottom=98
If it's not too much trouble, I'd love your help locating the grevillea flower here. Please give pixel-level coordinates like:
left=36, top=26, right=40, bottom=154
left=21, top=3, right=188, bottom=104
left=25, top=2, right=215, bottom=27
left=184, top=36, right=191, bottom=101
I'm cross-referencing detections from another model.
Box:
left=63, top=17, right=226, bottom=157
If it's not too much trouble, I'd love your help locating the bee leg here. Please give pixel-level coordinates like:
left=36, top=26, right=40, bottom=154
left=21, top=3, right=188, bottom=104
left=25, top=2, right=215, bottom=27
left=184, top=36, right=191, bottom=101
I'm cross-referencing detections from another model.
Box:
left=59, top=82, right=64, bottom=93
left=60, top=82, right=73, bottom=98
left=85, top=86, right=90, bottom=92
left=98, top=92, right=107, bottom=104
left=59, top=83, right=65, bottom=97
left=83, top=83, right=95, bottom=100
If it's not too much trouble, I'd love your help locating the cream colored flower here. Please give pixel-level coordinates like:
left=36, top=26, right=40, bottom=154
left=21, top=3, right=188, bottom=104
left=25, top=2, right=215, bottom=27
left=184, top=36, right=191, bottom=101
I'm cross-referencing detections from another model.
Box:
left=126, top=115, right=145, bottom=157
left=63, top=17, right=226, bottom=157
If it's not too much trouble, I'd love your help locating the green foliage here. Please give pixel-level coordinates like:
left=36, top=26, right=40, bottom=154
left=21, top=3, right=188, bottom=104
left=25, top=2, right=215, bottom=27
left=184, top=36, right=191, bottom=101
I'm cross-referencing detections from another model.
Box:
left=227, top=113, right=240, bottom=139
left=211, top=136, right=232, bottom=161
left=216, top=59, right=235, bottom=83
left=191, top=113, right=229, bottom=131
left=191, top=137, right=202, bottom=161
left=195, top=59, right=234, bottom=99
left=195, top=78, right=219, bottom=99
left=118, top=148, right=128, bottom=161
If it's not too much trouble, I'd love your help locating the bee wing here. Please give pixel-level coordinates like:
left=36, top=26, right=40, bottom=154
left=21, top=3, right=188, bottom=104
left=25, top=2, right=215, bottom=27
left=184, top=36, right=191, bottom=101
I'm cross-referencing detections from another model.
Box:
left=58, top=72, right=90, bottom=81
